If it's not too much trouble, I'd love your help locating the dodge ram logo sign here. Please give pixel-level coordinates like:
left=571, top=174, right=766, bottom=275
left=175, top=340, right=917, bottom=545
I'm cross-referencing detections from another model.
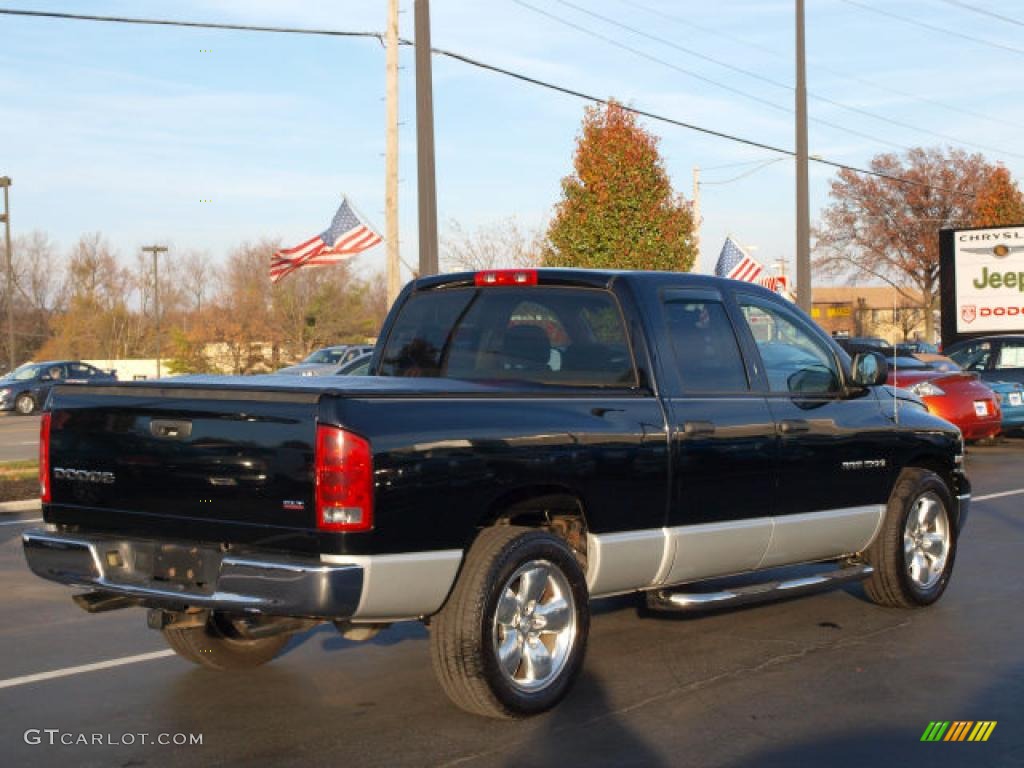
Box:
left=53, top=468, right=116, bottom=484
left=961, top=305, right=976, bottom=324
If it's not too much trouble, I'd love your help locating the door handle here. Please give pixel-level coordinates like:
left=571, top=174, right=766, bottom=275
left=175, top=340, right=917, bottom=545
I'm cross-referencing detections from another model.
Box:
left=777, top=419, right=810, bottom=434
left=682, top=420, right=716, bottom=437
left=150, top=419, right=192, bottom=440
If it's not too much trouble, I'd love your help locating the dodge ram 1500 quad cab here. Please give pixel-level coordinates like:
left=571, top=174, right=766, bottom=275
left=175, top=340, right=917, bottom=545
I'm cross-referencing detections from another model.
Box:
left=24, top=269, right=969, bottom=718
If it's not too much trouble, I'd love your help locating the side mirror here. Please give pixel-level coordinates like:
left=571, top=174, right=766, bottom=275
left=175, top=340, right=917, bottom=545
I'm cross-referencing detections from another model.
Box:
left=39, top=374, right=52, bottom=382
left=850, top=351, right=888, bottom=387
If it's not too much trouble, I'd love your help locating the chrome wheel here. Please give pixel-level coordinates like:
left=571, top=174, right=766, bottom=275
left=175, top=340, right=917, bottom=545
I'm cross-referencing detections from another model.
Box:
left=492, top=559, right=576, bottom=693
left=15, top=394, right=34, bottom=415
left=903, top=491, right=950, bottom=590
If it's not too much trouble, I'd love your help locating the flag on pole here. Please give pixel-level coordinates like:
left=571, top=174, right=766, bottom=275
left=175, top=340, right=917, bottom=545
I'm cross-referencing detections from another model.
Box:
left=713, top=236, right=791, bottom=293
left=714, top=236, right=764, bottom=283
left=269, top=197, right=383, bottom=283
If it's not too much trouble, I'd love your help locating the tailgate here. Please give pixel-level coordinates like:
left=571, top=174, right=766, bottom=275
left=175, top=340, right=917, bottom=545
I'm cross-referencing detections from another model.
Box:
left=45, top=384, right=322, bottom=548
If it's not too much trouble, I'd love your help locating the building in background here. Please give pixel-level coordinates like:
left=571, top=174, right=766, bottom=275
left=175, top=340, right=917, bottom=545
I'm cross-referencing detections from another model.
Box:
left=811, top=287, right=929, bottom=344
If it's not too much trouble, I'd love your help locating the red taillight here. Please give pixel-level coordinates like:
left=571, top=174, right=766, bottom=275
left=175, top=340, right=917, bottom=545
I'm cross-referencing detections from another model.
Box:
left=315, top=424, right=373, bottom=532
left=474, top=269, right=538, bottom=287
left=39, top=412, right=51, bottom=503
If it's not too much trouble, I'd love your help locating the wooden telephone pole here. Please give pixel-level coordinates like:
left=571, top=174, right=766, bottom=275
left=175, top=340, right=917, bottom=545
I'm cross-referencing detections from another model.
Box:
left=385, top=0, right=401, bottom=305
left=414, top=0, right=439, bottom=277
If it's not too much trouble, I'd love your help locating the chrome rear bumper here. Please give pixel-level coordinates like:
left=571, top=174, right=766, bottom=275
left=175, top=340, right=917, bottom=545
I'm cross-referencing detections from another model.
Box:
left=22, top=529, right=363, bottom=619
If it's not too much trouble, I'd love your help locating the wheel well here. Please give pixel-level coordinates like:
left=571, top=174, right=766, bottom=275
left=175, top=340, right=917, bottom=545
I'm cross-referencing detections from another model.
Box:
left=478, top=489, right=589, bottom=567
left=903, top=455, right=953, bottom=491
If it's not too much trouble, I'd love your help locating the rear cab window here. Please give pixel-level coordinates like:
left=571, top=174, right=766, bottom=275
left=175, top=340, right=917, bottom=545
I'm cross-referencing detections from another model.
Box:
left=378, top=287, right=637, bottom=387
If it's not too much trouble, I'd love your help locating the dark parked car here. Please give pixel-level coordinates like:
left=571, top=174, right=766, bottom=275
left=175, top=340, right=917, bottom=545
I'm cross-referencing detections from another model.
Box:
left=945, top=335, right=1024, bottom=384
left=0, top=360, right=116, bottom=415
left=24, top=270, right=968, bottom=719
left=896, top=341, right=938, bottom=356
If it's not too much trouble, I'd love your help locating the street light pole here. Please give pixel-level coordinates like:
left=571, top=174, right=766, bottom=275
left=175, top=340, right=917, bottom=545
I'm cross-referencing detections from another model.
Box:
left=0, top=176, right=13, bottom=370
left=142, top=245, right=168, bottom=378
left=795, top=0, right=812, bottom=312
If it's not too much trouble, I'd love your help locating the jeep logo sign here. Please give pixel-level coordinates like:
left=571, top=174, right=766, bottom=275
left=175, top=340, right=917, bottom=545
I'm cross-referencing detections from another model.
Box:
left=53, top=468, right=116, bottom=484
left=955, top=225, right=1024, bottom=333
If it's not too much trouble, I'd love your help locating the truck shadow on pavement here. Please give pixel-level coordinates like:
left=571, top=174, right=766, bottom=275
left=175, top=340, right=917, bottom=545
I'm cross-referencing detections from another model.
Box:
left=495, top=671, right=668, bottom=768
left=273, top=619, right=429, bottom=660
left=719, top=662, right=1024, bottom=768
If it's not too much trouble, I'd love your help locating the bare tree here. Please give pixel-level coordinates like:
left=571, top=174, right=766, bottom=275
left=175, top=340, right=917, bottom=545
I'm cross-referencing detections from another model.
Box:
left=441, top=218, right=543, bottom=272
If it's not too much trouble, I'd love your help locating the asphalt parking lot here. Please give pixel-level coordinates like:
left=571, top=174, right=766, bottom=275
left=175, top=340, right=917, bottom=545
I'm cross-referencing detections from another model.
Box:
left=0, top=442, right=1021, bottom=767
left=0, top=414, right=40, bottom=462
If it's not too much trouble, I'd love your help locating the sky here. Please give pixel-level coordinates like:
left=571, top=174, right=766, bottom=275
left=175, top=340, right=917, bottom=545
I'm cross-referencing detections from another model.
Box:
left=2, top=0, right=1024, bottom=284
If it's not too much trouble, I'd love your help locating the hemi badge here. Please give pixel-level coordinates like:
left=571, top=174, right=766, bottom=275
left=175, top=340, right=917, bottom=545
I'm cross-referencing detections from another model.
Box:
left=283, top=500, right=305, bottom=511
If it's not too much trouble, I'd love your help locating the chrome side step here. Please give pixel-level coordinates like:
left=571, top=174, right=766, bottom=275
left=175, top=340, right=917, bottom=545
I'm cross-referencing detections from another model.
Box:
left=646, top=564, right=874, bottom=612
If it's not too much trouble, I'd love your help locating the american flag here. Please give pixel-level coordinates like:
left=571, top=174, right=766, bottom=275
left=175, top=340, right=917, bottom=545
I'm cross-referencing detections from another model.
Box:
left=714, top=236, right=765, bottom=283
left=269, top=198, right=383, bottom=283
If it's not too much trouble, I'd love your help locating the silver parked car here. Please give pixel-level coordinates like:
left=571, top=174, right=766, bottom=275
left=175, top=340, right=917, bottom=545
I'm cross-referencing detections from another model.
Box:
left=276, top=345, right=374, bottom=377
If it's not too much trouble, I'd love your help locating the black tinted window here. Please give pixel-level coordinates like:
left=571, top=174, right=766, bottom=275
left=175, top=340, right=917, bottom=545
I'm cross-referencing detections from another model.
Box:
left=380, top=287, right=635, bottom=386
left=663, top=299, right=748, bottom=392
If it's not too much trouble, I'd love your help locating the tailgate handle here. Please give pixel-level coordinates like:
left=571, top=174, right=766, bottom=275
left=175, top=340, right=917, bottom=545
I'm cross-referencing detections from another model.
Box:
left=150, top=419, right=192, bottom=440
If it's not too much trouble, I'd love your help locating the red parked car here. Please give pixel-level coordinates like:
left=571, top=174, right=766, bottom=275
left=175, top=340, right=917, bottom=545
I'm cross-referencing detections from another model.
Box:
left=887, top=356, right=1001, bottom=441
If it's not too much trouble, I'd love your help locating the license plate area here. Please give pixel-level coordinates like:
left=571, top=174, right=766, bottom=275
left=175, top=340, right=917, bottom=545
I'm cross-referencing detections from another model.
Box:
left=151, top=544, right=211, bottom=587
left=1009, top=392, right=1022, bottom=407
left=974, top=401, right=989, bottom=417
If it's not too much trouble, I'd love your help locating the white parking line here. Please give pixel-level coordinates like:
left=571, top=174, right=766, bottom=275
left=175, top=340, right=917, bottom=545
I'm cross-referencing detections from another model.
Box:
left=0, top=650, right=176, bottom=691
left=974, top=489, right=1024, bottom=502
left=0, top=517, right=42, bottom=526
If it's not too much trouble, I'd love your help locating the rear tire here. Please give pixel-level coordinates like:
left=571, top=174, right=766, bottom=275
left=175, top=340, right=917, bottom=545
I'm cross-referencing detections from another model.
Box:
left=15, top=394, right=35, bottom=415
left=162, top=612, right=288, bottom=670
left=430, top=526, right=590, bottom=719
left=863, top=468, right=957, bottom=608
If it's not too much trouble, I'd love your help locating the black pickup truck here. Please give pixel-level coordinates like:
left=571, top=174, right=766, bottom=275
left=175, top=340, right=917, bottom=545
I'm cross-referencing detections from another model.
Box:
left=23, top=269, right=970, bottom=718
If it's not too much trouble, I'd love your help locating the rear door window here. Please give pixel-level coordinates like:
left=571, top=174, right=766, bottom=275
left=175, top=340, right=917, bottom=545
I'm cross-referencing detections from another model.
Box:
left=379, top=287, right=635, bottom=386
left=662, top=297, right=749, bottom=393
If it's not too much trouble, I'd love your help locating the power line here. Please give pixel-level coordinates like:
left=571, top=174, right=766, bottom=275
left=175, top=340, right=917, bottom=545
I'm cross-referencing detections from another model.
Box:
left=546, top=0, right=1024, bottom=160
left=701, top=159, right=785, bottom=186
left=0, top=7, right=383, bottom=39
left=616, top=0, right=1024, bottom=132
left=512, top=0, right=912, bottom=153
left=431, top=46, right=975, bottom=198
left=840, top=0, right=1024, bottom=57
left=0, top=5, right=976, bottom=198
left=937, top=0, right=1024, bottom=26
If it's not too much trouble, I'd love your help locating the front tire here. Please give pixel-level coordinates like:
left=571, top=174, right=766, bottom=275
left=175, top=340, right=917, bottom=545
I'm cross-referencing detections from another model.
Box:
left=863, top=468, right=957, bottom=608
left=430, top=526, right=590, bottom=719
left=15, top=394, right=35, bottom=415
left=162, top=612, right=289, bottom=670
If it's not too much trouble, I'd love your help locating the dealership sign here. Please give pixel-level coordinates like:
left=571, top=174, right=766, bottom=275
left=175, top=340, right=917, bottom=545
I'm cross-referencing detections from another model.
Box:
left=944, top=225, right=1024, bottom=336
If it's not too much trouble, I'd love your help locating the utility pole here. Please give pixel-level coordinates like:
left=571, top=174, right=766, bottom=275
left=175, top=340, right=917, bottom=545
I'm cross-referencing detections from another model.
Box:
left=385, top=0, right=401, bottom=304
left=142, top=245, right=168, bottom=378
left=691, top=166, right=701, bottom=268
left=795, top=0, right=811, bottom=312
left=414, top=0, right=439, bottom=277
left=0, top=176, right=13, bottom=370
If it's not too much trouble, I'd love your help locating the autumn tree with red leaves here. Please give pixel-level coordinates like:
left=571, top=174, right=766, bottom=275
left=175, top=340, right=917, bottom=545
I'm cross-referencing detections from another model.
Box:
left=814, top=147, right=1023, bottom=342
left=543, top=101, right=696, bottom=272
